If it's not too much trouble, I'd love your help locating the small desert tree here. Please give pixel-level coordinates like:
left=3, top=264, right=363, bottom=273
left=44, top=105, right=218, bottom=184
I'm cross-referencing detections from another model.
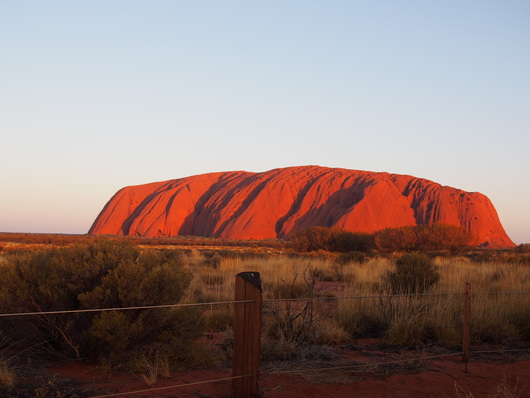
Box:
left=288, top=226, right=333, bottom=252
left=415, top=224, right=474, bottom=252
left=374, top=226, right=417, bottom=252
left=289, top=226, right=374, bottom=253
left=375, top=224, right=473, bottom=252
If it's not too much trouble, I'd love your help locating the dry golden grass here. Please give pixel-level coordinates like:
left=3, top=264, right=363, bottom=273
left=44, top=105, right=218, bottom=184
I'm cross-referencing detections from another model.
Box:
left=182, top=252, right=332, bottom=303
left=181, top=250, right=530, bottom=347
left=0, top=358, right=16, bottom=388
left=0, top=338, right=16, bottom=389
left=2, top=243, right=527, bottom=353
left=1, top=240, right=526, bottom=391
left=455, top=374, right=522, bottom=397
left=130, top=351, right=173, bottom=386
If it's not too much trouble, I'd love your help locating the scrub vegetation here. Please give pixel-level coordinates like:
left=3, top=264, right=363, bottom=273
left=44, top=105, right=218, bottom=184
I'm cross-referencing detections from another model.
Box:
left=0, top=242, right=209, bottom=375
left=0, top=230, right=529, bottom=391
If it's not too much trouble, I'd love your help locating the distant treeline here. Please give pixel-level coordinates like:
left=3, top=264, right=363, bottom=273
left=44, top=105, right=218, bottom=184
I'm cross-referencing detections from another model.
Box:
left=1, top=227, right=527, bottom=255
left=0, top=232, right=284, bottom=250
left=290, top=224, right=491, bottom=253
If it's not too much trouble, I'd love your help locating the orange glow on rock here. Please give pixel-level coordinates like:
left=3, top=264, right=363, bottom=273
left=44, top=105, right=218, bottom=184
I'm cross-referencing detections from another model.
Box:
left=88, top=166, right=515, bottom=247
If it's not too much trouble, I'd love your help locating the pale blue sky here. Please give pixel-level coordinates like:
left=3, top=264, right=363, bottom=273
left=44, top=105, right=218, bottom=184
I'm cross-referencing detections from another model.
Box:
left=1, top=1, right=529, bottom=243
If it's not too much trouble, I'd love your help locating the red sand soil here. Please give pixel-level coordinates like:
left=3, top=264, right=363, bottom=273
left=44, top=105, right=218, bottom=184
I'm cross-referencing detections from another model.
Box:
left=48, top=349, right=530, bottom=397
left=89, top=166, right=514, bottom=247
left=260, top=358, right=530, bottom=398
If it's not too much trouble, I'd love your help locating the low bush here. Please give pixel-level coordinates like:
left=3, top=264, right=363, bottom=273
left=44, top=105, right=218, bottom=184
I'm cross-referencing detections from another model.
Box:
left=383, top=253, right=441, bottom=295
left=0, top=241, right=138, bottom=357
left=0, top=242, right=206, bottom=370
left=0, top=336, right=16, bottom=389
left=334, top=251, right=368, bottom=266
left=0, top=358, right=16, bottom=389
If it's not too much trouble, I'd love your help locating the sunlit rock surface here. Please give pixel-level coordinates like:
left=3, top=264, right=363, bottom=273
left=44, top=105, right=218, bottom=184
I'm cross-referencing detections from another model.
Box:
left=89, top=166, right=514, bottom=247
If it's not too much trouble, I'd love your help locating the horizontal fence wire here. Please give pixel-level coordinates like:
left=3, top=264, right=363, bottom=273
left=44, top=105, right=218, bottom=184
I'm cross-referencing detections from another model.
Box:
left=264, top=292, right=463, bottom=303
left=86, top=348, right=530, bottom=396
left=264, top=291, right=530, bottom=303
left=270, top=347, right=530, bottom=377
left=0, top=300, right=253, bottom=318
left=270, top=352, right=465, bottom=375
left=2, top=291, right=528, bottom=318
left=471, top=292, right=530, bottom=295
left=88, top=375, right=247, bottom=398
left=471, top=348, right=530, bottom=355
left=264, top=291, right=530, bottom=377
left=85, top=347, right=530, bottom=395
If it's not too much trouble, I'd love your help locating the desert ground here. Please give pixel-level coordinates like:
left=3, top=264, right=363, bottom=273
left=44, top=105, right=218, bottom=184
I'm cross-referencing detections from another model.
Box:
left=1, top=234, right=529, bottom=397
left=46, top=345, right=530, bottom=397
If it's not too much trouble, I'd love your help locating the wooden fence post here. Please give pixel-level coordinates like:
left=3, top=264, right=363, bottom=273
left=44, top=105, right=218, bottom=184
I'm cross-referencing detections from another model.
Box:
left=462, top=282, right=471, bottom=372
left=232, top=272, right=262, bottom=398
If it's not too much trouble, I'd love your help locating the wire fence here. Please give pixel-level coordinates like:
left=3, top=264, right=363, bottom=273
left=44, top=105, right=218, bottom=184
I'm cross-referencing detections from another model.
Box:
left=269, top=352, right=465, bottom=375
left=265, top=290, right=530, bottom=302
left=2, top=291, right=526, bottom=317
left=0, top=300, right=253, bottom=318
left=1, top=287, right=529, bottom=398
left=89, top=375, right=247, bottom=398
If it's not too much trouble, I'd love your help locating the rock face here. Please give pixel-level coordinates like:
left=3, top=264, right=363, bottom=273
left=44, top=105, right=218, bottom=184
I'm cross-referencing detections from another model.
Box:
left=89, top=166, right=514, bottom=247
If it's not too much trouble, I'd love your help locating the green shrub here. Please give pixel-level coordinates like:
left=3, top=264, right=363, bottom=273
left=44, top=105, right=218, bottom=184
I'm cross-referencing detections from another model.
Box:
left=383, top=253, right=441, bottom=294
left=0, top=242, right=205, bottom=369
left=78, top=253, right=201, bottom=366
left=0, top=241, right=137, bottom=356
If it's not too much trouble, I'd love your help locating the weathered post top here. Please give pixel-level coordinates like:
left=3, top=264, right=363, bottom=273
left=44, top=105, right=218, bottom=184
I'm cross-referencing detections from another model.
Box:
left=236, top=271, right=262, bottom=292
